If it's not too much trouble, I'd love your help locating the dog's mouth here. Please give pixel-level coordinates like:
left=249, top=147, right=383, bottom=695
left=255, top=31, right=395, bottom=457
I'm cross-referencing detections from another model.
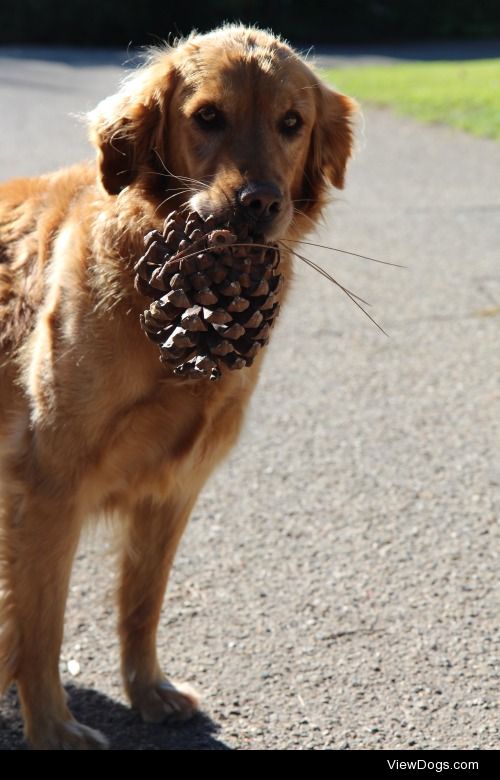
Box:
left=188, top=191, right=292, bottom=244
left=229, top=213, right=290, bottom=245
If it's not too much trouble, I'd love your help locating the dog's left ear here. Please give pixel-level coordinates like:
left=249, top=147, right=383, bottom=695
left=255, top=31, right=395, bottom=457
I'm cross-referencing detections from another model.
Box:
left=88, top=60, right=176, bottom=195
left=307, top=83, right=357, bottom=191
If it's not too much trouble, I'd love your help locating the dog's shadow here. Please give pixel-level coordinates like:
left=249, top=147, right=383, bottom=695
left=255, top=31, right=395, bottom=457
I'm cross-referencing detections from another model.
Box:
left=0, top=685, right=231, bottom=750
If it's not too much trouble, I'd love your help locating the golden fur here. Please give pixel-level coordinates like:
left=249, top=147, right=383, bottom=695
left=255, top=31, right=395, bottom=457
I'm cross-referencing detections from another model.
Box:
left=0, top=25, right=355, bottom=749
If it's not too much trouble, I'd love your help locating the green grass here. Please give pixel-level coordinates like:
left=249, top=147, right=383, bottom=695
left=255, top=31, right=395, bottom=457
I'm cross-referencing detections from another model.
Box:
left=323, top=59, right=500, bottom=141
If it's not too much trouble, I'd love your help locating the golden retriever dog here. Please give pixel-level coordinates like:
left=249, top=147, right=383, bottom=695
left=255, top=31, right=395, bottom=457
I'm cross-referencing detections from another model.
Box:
left=0, top=25, right=355, bottom=749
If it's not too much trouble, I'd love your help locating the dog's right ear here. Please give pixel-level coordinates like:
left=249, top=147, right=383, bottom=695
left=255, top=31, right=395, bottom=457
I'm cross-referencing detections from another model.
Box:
left=88, top=59, right=176, bottom=195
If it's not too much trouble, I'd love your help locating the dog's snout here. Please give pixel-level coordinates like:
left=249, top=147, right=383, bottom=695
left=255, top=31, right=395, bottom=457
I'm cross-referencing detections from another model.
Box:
left=238, top=181, right=283, bottom=221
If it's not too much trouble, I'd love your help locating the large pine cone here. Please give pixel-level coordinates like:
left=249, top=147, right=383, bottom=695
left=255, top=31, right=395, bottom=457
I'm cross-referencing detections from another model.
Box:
left=134, top=210, right=283, bottom=381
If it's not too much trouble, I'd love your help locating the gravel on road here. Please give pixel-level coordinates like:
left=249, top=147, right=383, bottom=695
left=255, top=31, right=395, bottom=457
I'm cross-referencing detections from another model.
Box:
left=0, top=50, right=499, bottom=750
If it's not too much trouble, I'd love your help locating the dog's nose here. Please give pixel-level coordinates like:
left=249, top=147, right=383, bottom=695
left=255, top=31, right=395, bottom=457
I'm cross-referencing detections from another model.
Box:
left=238, top=181, right=283, bottom=221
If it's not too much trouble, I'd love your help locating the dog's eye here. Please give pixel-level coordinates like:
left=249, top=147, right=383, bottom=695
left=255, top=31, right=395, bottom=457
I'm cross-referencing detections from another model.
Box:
left=194, top=105, right=226, bottom=131
left=279, top=110, right=303, bottom=137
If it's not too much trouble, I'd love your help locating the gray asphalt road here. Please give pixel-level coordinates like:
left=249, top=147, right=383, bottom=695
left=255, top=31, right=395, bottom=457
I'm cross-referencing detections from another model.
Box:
left=0, top=49, right=499, bottom=751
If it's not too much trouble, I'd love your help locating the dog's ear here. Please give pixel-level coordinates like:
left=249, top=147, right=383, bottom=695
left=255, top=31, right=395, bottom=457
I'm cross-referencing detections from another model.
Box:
left=88, top=60, right=176, bottom=195
left=305, top=84, right=357, bottom=193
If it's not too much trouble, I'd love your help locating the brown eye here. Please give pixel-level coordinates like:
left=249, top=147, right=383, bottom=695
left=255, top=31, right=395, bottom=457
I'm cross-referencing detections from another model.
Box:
left=279, top=110, right=303, bottom=137
left=194, top=105, right=226, bottom=131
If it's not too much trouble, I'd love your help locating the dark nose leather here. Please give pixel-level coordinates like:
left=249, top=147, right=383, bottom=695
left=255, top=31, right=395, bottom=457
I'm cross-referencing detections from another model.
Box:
left=238, top=181, right=283, bottom=221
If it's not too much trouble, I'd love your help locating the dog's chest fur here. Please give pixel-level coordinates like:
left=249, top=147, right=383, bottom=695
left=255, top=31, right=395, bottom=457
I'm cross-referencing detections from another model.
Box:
left=0, top=167, right=258, bottom=516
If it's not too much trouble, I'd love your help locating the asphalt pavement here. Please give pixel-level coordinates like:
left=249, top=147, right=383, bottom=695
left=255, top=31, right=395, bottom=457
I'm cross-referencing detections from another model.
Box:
left=0, top=47, right=499, bottom=750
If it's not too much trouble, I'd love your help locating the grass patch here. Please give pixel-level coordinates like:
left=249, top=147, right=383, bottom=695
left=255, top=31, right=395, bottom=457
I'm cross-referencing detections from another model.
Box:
left=323, top=59, right=500, bottom=140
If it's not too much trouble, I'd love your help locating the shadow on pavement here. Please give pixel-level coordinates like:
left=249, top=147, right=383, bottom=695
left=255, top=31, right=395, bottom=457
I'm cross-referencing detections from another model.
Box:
left=0, top=685, right=231, bottom=750
left=0, top=46, right=132, bottom=68
left=311, top=38, right=500, bottom=64
left=1, top=39, right=499, bottom=69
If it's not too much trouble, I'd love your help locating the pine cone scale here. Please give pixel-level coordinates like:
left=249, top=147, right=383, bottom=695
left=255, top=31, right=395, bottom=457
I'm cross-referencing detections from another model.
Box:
left=134, top=210, right=283, bottom=381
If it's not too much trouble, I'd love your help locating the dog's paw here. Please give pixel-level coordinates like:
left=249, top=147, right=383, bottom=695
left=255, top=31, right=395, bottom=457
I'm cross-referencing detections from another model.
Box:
left=132, top=679, right=200, bottom=724
left=29, top=720, right=109, bottom=751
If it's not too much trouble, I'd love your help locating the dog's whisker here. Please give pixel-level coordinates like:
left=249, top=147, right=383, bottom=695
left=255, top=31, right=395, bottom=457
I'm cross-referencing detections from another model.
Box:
left=182, top=176, right=210, bottom=189
left=152, top=149, right=210, bottom=189
left=147, top=171, right=177, bottom=180
left=149, top=176, right=205, bottom=196
left=159, top=185, right=200, bottom=195
left=176, top=197, right=193, bottom=213
left=281, top=238, right=405, bottom=268
left=168, top=174, right=209, bottom=189
left=153, top=189, right=198, bottom=215
left=148, top=180, right=200, bottom=195
left=292, top=207, right=318, bottom=230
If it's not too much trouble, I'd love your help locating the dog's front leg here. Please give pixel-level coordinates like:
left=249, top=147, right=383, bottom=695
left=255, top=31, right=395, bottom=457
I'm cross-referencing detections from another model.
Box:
left=118, top=494, right=200, bottom=724
left=0, top=485, right=108, bottom=750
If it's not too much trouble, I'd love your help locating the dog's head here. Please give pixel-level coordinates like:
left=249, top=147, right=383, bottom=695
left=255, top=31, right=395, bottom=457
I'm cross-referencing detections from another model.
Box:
left=89, top=26, right=356, bottom=240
